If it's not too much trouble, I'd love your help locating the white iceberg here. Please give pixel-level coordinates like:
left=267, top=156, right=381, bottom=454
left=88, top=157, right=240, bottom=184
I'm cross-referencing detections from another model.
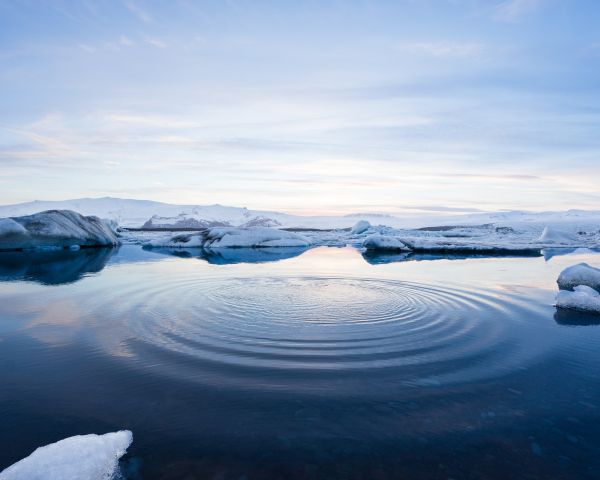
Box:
left=351, top=220, right=371, bottom=235
left=399, top=237, right=541, bottom=254
left=557, top=263, right=600, bottom=290
left=556, top=285, right=600, bottom=314
left=145, top=227, right=310, bottom=249
left=0, top=210, right=119, bottom=251
left=0, top=430, right=132, bottom=480
left=537, top=226, right=579, bottom=244
left=363, top=234, right=408, bottom=251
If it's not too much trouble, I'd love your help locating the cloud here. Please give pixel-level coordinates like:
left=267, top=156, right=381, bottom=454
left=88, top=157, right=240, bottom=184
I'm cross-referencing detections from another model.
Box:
left=119, top=35, right=134, bottom=47
left=492, top=0, right=543, bottom=22
left=396, top=41, right=484, bottom=57
left=398, top=205, right=487, bottom=213
left=79, top=43, right=96, bottom=53
left=123, top=0, right=153, bottom=23
left=144, top=37, right=167, bottom=49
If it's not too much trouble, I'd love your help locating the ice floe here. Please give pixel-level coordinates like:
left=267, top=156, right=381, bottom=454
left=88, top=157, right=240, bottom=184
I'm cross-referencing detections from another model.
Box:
left=556, top=285, right=600, bottom=314
left=351, top=220, right=371, bottom=235
left=145, top=227, right=311, bottom=249
left=362, top=234, right=408, bottom=251
left=538, top=226, right=579, bottom=244
left=0, top=430, right=132, bottom=480
left=0, top=210, right=118, bottom=251
left=557, top=263, right=600, bottom=290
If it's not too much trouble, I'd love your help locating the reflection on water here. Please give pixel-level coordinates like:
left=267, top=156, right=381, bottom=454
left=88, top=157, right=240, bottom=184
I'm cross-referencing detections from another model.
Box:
left=0, top=247, right=115, bottom=285
left=554, top=308, right=600, bottom=326
left=362, top=250, right=543, bottom=265
left=1, top=246, right=600, bottom=479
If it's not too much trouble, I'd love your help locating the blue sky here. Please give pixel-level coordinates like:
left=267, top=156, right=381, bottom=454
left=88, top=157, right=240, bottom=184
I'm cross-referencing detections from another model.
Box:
left=1, top=0, right=599, bottom=215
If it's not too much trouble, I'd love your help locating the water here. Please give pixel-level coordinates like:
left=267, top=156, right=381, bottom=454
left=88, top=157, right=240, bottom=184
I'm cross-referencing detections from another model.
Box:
left=1, top=245, right=600, bottom=479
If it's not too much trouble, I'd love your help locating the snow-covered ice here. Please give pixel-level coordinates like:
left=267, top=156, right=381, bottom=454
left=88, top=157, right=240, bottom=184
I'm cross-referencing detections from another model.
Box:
left=145, top=227, right=311, bottom=249
left=0, top=430, right=132, bottom=480
left=556, top=285, right=600, bottom=314
left=538, top=226, right=579, bottom=244
left=0, top=210, right=118, bottom=251
left=363, top=234, right=408, bottom=251
left=351, top=220, right=371, bottom=235
left=398, top=237, right=542, bottom=254
left=557, top=263, right=600, bottom=290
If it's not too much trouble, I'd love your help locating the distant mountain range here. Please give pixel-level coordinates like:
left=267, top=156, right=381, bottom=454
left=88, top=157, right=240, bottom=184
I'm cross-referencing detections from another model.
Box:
left=1, top=197, right=600, bottom=230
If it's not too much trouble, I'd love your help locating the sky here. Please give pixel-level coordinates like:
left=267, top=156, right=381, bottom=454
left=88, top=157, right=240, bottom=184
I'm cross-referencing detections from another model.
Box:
left=0, top=0, right=599, bottom=216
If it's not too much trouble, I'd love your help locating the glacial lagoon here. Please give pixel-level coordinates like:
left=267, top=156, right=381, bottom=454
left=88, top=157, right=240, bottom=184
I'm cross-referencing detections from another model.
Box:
left=1, top=245, right=600, bottom=479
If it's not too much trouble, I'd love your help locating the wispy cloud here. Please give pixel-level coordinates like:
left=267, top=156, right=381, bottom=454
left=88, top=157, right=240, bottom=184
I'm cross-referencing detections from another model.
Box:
left=119, top=35, right=134, bottom=47
left=492, top=0, right=543, bottom=22
left=396, top=41, right=485, bottom=57
left=79, top=43, right=96, bottom=53
left=123, top=0, right=152, bottom=23
left=144, top=37, right=167, bottom=49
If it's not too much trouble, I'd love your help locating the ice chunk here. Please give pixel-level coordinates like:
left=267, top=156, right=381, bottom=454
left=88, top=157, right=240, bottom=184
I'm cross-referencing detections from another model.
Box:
left=399, top=238, right=541, bottom=255
left=145, top=227, right=310, bottom=248
left=351, top=220, right=371, bottom=235
left=0, top=430, right=132, bottom=480
left=204, top=227, right=310, bottom=248
left=538, top=226, right=578, bottom=244
left=556, top=285, right=600, bottom=314
left=0, top=218, right=28, bottom=236
left=145, top=232, right=206, bottom=248
left=363, top=234, right=408, bottom=251
left=557, top=263, right=600, bottom=290
left=0, top=210, right=119, bottom=251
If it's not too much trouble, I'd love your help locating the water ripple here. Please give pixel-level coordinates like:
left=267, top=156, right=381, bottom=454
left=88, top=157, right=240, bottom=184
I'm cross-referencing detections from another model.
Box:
left=82, top=272, right=549, bottom=391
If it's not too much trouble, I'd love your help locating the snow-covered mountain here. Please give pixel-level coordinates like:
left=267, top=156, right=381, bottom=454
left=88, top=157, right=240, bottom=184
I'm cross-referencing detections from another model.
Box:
left=0, top=197, right=392, bottom=229
left=1, top=197, right=600, bottom=230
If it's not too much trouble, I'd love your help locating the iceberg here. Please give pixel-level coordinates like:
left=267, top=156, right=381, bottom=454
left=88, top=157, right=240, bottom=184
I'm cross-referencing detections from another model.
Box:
left=537, top=226, right=579, bottom=244
left=0, top=210, right=119, bottom=251
left=0, top=430, right=132, bottom=480
left=556, top=285, right=600, bottom=314
left=145, top=227, right=311, bottom=248
left=350, top=220, right=371, bottom=235
left=557, top=263, right=600, bottom=290
left=362, top=234, right=408, bottom=251
left=399, top=238, right=541, bottom=255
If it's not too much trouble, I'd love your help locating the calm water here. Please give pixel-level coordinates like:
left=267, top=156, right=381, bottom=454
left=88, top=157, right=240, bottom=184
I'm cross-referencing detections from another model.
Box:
left=1, top=245, right=600, bottom=479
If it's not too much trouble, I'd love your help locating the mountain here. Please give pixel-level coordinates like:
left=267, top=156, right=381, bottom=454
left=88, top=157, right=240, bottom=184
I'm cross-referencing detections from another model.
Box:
left=0, top=197, right=383, bottom=229
left=2, top=197, right=600, bottom=230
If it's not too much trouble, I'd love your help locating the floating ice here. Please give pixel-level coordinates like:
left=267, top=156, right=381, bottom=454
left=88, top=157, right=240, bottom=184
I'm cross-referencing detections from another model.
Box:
left=556, top=285, right=600, bottom=314
left=145, top=227, right=311, bottom=248
left=557, top=263, right=600, bottom=290
left=399, top=237, right=541, bottom=254
left=363, top=234, right=407, bottom=251
left=351, top=220, right=371, bottom=235
left=0, top=210, right=119, bottom=251
left=0, top=430, right=132, bottom=480
left=538, top=226, right=578, bottom=244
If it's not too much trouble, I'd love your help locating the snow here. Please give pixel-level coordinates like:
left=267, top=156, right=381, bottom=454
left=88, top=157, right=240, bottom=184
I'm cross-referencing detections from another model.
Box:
left=538, top=226, right=579, bottom=244
left=0, top=430, right=132, bottom=480
left=363, top=234, right=408, bottom=251
left=557, top=263, right=600, bottom=290
left=204, top=227, right=310, bottom=248
left=556, top=285, right=600, bottom=314
left=145, top=227, right=311, bottom=249
left=0, top=210, right=119, bottom=251
left=351, top=220, right=371, bottom=235
left=0, top=218, right=28, bottom=236
left=398, top=238, right=542, bottom=254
